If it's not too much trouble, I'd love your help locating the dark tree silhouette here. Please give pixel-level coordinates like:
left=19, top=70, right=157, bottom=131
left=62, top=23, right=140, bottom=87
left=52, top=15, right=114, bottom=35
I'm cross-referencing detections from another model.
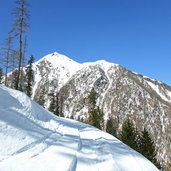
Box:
left=87, top=89, right=104, bottom=130
left=139, top=128, right=160, bottom=168
left=25, top=55, right=34, bottom=97
left=119, top=117, right=138, bottom=151
left=12, top=0, right=30, bottom=90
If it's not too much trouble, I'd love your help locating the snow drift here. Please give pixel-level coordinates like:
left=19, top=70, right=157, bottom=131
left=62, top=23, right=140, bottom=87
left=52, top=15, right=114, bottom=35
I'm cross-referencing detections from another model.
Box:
left=0, top=85, right=159, bottom=171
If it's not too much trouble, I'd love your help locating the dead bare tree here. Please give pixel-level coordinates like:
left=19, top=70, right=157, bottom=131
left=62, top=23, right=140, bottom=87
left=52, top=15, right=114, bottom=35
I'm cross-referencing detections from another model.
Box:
left=12, top=0, right=30, bottom=90
left=1, top=34, right=14, bottom=86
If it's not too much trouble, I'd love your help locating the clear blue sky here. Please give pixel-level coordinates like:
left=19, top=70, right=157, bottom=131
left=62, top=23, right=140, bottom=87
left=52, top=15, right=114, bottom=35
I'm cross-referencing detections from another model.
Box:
left=1, top=0, right=171, bottom=86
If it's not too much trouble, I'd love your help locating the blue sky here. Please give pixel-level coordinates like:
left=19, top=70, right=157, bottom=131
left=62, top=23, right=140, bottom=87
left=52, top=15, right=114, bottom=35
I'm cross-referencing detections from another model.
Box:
left=1, top=0, right=171, bottom=86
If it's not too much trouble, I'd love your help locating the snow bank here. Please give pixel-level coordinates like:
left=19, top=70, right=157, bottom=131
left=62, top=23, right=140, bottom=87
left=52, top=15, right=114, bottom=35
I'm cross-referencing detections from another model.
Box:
left=0, top=85, right=159, bottom=171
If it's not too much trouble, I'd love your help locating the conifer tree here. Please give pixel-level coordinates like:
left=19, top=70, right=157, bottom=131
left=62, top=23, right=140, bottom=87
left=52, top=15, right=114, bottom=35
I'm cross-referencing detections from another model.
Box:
left=139, top=128, right=160, bottom=168
left=36, top=86, right=45, bottom=107
left=59, top=94, right=64, bottom=117
left=48, top=81, right=60, bottom=116
left=25, top=55, right=34, bottom=97
left=48, top=93, right=56, bottom=113
left=87, top=106, right=104, bottom=130
left=87, top=89, right=104, bottom=130
left=54, top=92, right=60, bottom=116
left=106, top=116, right=118, bottom=137
left=88, top=88, right=97, bottom=109
left=119, top=117, right=138, bottom=151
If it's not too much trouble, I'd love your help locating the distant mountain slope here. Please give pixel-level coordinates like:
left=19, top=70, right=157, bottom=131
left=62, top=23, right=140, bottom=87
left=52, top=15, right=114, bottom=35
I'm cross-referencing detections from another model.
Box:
left=58, top=59, right=171, bottom=166
left=0, top=85, right=159, bottom=171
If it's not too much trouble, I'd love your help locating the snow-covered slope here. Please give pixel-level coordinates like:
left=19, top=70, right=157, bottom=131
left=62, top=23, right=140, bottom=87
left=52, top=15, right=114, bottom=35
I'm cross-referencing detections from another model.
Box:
left=0, top=85, right=159, bottom=171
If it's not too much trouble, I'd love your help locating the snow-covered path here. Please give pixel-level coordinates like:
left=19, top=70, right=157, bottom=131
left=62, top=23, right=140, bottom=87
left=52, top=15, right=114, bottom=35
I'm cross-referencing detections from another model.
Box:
left=0, top=85, right=159, bottom=171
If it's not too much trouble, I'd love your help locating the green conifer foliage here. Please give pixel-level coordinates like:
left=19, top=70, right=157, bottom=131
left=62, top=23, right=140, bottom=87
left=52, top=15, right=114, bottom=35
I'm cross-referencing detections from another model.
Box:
left=88, top=106, right=104, bottom=130
left=120, top=118, right=160, bottom=169
left=139, top=128, right=160, bottom=168
left=35, top=86, right=45, bottom=107
left=48, top=89, right=61, bottom=116
left=54, top=92, right=60, bottom=116
left=119, top=117, right=137, bottom=150
left=48, top=93, right=56, bottom=113
left=106, top=116, right=118, bottom=137
left=88, top=88, right=97, bottom=108
left=26, top=55, right=34, bottom=97
left=87, top=89, right=104, bottom=130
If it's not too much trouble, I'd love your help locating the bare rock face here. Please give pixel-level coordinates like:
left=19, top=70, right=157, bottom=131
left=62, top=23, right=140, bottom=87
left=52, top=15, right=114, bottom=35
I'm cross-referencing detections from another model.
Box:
left=32, top=53, right=171, bottom=166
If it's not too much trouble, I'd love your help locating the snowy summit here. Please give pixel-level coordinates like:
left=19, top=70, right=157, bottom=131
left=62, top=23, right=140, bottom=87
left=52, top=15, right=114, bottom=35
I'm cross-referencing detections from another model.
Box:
left=0, top=85, right=159, bottom=171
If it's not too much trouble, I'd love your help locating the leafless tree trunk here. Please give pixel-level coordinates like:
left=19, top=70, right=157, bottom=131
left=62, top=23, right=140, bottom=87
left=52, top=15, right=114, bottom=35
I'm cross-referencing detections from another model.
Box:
left=21, top=36, right=28, bottom=88
left=12, top=0, right=30, bottom=90
left=10, top=49, right=19, bottom=88
left=1, top=34, right=13, bottom=86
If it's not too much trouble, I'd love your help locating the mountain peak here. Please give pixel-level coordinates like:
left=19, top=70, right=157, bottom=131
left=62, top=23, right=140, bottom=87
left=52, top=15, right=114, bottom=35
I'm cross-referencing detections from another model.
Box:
left=51, top=52, right=59, bottom=56
left=37, top=52, right=79, bottom=64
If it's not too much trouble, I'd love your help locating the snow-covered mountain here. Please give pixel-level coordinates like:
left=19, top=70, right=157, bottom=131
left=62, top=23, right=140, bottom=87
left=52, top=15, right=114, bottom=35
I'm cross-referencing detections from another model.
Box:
left=0, top=85, right=159, bottom=171
left=32, top=52, right=81, bottom=103
left=30, top=52, right=171, bottom=167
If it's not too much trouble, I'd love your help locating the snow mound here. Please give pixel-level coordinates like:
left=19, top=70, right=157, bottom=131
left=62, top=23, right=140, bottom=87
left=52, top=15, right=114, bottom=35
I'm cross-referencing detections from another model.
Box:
left=0, top=85, right=159, bottom=171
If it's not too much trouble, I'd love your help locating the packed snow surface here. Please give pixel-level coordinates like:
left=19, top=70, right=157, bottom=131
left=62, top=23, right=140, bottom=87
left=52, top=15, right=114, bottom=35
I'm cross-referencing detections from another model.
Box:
left=0, top=85, right=159, bottom=171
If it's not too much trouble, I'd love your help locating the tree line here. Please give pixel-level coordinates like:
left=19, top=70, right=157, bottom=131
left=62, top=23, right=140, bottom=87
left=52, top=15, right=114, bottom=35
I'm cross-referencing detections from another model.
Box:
left=84, top=89, right=161, bottom=169
left=119, top=117, right=160, bottom=169
left=85, top=89, right=171, bottom=170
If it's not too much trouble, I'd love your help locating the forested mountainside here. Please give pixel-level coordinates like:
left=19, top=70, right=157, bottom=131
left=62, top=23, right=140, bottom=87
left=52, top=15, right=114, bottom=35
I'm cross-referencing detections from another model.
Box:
left=6, top=52, right=171, bottom=167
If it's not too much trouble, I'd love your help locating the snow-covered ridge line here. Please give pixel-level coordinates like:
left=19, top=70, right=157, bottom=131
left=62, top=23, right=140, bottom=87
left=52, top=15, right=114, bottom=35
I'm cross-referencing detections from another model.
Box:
left=31, top=52, right=121, bottom=100
left=34, top=52, right=81, bottom=75
left=35, top=52, right=79, bottom=64
left=146, top=80, right=171, bottom=103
